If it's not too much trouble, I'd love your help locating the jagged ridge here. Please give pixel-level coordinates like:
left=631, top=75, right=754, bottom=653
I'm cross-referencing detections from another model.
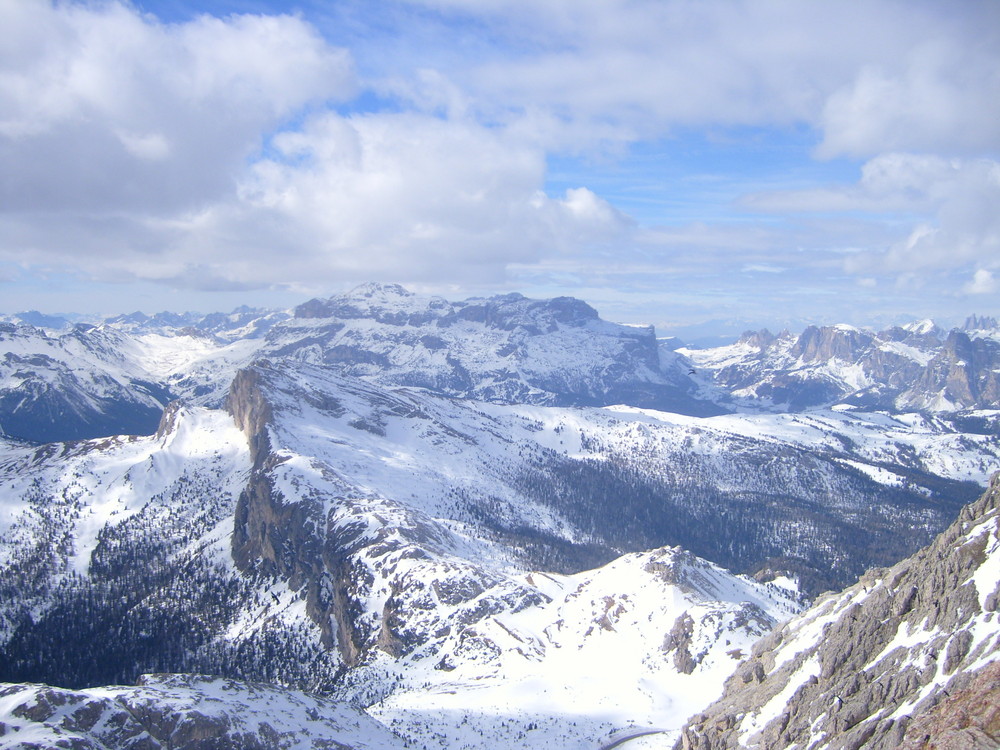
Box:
left=676, top=473, right=1000, bottom=750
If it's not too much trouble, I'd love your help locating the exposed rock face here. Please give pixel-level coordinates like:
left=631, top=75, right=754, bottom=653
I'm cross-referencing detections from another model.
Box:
left=791, top=325, right=874, bottom=364
left=263, top=283, right=720, bottom=416
left=675, top=473, right=1000, bottom=750
left=916, top=330, right=1000, bottom=410
left=897, top=660, right=1000, bottom=749
left=686, top=321, right=1000, bottom=412
left=965, top=315, right=999, bottom=332
left=223, top=362, right=548, bottom=671
left=0, top=673, right=406, bottom=749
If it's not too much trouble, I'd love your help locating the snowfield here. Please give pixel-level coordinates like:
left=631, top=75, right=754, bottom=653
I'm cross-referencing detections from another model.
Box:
left=1, top=287, right=998, bottom=749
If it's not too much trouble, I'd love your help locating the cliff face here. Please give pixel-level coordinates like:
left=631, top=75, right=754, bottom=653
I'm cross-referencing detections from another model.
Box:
left=689, top=322, right=1000, bottom=412
left=225, top=364, right=367, bottom=666
left=790, top=325, right=874, bottom=364
left=676, top=473, right=1000, bottom=750
left=264, top=283, right=720, bottom=416
left=223, top=362, right=548, bottom=671
left=916, top=330, right=1000, bottom=409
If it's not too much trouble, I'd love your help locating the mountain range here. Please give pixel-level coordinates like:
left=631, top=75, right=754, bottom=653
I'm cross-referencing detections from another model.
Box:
left=0, top=283, right=997, bottom=748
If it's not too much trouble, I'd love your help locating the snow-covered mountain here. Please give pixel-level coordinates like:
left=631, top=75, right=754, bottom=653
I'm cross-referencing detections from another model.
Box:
left=0, top=673, right=407, bottom=749
left=683, top=318, right=1000, bottom=413
left=0, top=283, right=719, bottom=444
left=254, top=282, right=716, bottom=417
left=367, top=546, right=802, bottom=749
left=0, top=362, right=811, bottom=746
left=0, top=322, right=172, bottom=443
left=1, top=285, right=998, bottom=749
left=1, top=355, right=994, bottom=740
left=105, top=306, right=289, bottom=341
left=676, top=472, right=1000, bottom=750
left=4, top=285, right=999, bottom=445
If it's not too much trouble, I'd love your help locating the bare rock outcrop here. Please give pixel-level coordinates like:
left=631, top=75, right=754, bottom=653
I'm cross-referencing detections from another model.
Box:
left=0, top=673, right=406, bottom=749
left=223, top=363, right=546, bottom=672
left=676, top=472, right=1000, bottom=750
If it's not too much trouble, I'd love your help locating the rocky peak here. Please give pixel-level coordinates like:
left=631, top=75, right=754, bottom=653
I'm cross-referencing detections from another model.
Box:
left=881, top=323, right=942, bottom=348
left=293, top=284, right=443, bottom=325
left=224, top=365, right=274, bottom=468
left=264, top=286, right=715, bottom=414
left=737, top=329, right=777, bottom=349
left=964, top=314, right=999, bottom=332
left=902, top=318, right=941, bottom=336
left=351, top=281, right=413, bottom=298
left=791, top=324, right=874, bottom=364
left=675, top=473, right=1000, bottom=750
left=292, top=297, right=336, bottom=319
left=0, top=674, right=407, bottom=749
left=447, top=293, right=600, bottom=333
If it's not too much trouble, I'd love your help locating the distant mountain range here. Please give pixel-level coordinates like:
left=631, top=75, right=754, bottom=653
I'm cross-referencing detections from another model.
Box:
left=3, top=283, right=999, bottom=446
left=1, top=284, right=997, bottom=748
left=683, top=316, right=1000, bottom=412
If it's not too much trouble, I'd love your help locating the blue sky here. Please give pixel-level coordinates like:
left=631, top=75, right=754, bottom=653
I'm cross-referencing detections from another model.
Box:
left=1, top=0, right=998, bottom=336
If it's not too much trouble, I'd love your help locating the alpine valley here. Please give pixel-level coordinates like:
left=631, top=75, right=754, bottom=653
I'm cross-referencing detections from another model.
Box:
left=0, top=284, right=998, bottom=749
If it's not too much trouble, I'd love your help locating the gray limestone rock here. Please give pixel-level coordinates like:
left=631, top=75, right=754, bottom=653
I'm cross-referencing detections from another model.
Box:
left=675, top=473, right=1000, bottom=750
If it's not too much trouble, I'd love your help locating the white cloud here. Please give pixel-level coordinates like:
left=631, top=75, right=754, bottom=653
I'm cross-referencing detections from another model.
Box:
left=964, top=269, right=998, bottom=295
left=745, top=153, right=993, bottom=213
left=199, top=112, right=631, bottom=285
left=0, top=1, right=353, bottom=214
left=868, top=159, right=1000, bottom=274
left=116, top=131, right=171, bottom=161
left=743, top=154, right=1000, bottom=279
left=818, top=35, right=1000, bottom=158
left=1, top=0, right=997, bottom=323
left=392, top=0, right=1000, bottom=157
left=0, top=1, right=635, bottom=293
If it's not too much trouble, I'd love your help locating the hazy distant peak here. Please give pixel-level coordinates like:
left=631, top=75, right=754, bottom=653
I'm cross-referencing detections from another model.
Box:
left=347, top=281, right=414, bottom=298
left=903, top=318, right=940, bottom=335
left=964, top=314, right=999, bottom=331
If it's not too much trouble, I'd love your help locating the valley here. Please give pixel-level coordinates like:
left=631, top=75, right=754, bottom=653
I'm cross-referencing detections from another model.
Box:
left=0, top=285, right=997, bottom=749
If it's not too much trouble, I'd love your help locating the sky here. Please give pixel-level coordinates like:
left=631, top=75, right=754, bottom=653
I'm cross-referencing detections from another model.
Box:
left=1, top=0, right=998, bottom=336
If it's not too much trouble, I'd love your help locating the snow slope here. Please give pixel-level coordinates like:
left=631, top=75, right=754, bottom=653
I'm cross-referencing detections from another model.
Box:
left=0, top=673, right=406, bottom=749
left=368, top=547, right=802, bottom=749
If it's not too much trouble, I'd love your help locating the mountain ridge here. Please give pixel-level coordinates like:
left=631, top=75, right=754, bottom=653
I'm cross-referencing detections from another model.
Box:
left=676, top=472, right=1000, bottom=750
left=1, top=284, right=998, bottom=748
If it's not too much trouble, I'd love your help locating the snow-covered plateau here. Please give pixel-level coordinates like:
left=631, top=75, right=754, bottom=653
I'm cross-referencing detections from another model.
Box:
left=0, top=286, right=998, bottom=749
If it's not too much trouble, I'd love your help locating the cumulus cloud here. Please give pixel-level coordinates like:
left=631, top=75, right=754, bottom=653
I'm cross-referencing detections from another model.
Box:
left=818, top=37, right=1000, bottom=158
left=202, top=112, right=630, bottom=284
left=964, top=269, right=998, bottom=295
left=1, top=0, right=998, bottom=318
left=394, top=0, right=1000, bottom=157
left=0, top=0, right=634, bottom=293
left=0, top=107, right=630, bottom=289
left=743, top=154, right=1000, bottom=278
left=0, top=1, right=353, bottom=215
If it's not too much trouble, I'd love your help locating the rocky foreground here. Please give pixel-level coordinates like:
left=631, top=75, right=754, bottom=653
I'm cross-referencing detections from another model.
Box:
left=676, top=473, right=1000, bottom=750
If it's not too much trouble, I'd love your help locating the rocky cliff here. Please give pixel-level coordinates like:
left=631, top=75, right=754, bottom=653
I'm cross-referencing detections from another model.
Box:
left=0, top=673, right=406, bottom=749
left=261, top=282, right=720, bottom=416
left=686, top=321, right=1000, bottom=412
left=223, top=361, right=548, bottom=674
left=675, top=473, right=1000, bottom=750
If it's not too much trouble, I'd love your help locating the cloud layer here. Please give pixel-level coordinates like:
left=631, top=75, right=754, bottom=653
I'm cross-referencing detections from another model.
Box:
left=0, top=0, right=997, bottom=324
